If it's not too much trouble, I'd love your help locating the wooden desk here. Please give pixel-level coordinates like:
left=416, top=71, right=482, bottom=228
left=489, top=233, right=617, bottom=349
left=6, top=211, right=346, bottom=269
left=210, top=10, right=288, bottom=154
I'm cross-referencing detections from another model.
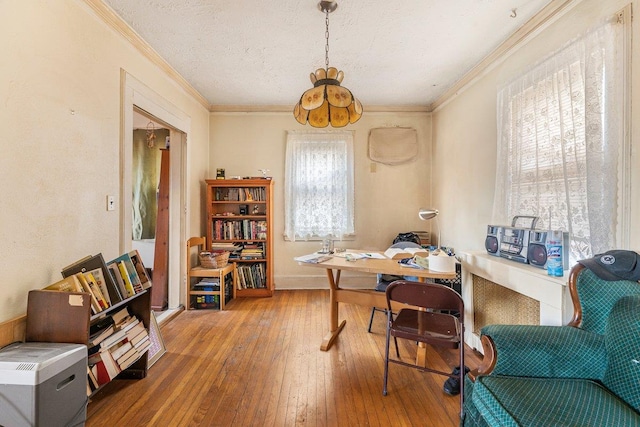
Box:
left=296, top=252, right=457, bottom=357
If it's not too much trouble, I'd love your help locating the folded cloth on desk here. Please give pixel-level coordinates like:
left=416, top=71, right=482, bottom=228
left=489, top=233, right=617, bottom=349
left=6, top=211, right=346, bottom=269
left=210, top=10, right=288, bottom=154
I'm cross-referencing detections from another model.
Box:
left=429, top=252, right=456, bottom=272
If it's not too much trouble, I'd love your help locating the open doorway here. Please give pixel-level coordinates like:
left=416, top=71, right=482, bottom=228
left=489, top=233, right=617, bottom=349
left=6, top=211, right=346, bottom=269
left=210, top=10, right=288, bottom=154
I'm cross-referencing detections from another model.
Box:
left=122, top=71, right=190, bottom=320
left=132, top=108, right=170, bottom=311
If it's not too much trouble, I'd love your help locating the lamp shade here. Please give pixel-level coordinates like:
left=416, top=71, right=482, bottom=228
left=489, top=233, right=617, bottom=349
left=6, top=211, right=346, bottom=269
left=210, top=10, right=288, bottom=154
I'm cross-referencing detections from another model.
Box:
left=418, top=208, right=439, bottom=221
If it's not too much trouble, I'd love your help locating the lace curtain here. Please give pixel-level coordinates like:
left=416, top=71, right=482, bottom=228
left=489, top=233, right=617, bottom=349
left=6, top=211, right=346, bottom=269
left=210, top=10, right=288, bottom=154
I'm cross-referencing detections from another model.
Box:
left=493, top=18, right=624, bottom=262
left=284, top=131, right=354, bottom=241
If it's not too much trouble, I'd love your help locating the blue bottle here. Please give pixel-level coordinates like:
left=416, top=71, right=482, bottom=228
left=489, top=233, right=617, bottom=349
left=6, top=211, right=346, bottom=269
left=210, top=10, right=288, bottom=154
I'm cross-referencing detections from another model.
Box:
left=546, top=230, right=563, bottom=277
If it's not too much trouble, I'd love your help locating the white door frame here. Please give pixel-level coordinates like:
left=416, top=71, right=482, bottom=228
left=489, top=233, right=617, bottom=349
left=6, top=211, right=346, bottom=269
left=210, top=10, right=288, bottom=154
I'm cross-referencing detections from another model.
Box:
left=121, top=70, right=190, bottom=310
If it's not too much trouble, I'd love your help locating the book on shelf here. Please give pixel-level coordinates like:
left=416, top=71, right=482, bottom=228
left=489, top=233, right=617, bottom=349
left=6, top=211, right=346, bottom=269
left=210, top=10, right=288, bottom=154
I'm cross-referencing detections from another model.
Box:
left=75, top=273, right=104, bottom=314
left=215, top=186, right=266, bottom=202
left=211, top=243, right=242, bottom=252
left=61, top=253, right=123, bottom=305
left=101, top=350, right=121, bottom=379
left=84, top=272, right=110, bottom=310
left=117, top=348, right=140, bottom=370
left=91, top=359, right=111, bottom=386
left=107, top=263, right=129, bottom=300
left=87, top=366, right=99, bottom=394
left=116, top=261, right=136, bottom=297
left=134, top=335, right=151, bottom=354
left=129, top=250, right=152, bottom=290
left=236, top=263, right=267, bottom=289
left=127, top=322, right=146, bottom=342
left=108, top=253, right=144, bottom=295
left=99, top=328, right=128, bottom=350
left=110, top=340, right=133, bottom=361
left=88, top=350, right=120, bottom=382
left=88, top=324, right=115, bottom=347
left=86, top=267, right=116, bottom=306
left=44, top=275, right=84, bottom=293
left=383, top=247, right=429, bottom=260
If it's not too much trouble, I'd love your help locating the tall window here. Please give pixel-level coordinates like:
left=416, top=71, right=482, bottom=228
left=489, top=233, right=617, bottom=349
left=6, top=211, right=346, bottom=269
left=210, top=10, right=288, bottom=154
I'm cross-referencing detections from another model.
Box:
left=284, top=131, right=355, bottom=241
left=493, top=17, right=626, bottom=262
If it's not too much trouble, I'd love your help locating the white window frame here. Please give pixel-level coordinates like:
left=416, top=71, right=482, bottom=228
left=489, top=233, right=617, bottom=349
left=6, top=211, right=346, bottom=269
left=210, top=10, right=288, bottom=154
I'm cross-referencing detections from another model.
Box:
left=284, top=130, right=355, bottom=241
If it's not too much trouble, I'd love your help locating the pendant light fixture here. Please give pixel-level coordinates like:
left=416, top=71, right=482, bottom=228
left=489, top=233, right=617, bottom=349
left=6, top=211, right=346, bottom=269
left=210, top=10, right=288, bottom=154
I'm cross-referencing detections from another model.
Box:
left=293, top=0, right=363, bottom=128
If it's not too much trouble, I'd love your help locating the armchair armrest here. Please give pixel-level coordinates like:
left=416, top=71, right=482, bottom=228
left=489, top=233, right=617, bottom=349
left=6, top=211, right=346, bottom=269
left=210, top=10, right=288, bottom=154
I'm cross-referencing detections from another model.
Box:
left=470, top=325, right=606, bottom=381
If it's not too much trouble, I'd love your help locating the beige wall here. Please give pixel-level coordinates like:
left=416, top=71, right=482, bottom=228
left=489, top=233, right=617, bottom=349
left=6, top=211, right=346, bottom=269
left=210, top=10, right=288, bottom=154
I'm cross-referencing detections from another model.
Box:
left=432, top=0, right=640, bottom=254
left=210, top=112, right=432, bottom=288
left=0, top=0, right=210, bottom=323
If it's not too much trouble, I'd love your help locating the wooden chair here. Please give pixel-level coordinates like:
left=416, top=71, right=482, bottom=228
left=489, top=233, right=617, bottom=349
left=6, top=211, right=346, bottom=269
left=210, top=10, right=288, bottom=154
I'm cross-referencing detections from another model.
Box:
left=383, top=280, right=465, bottom=418
left=186, top=237, right=236, bottom=310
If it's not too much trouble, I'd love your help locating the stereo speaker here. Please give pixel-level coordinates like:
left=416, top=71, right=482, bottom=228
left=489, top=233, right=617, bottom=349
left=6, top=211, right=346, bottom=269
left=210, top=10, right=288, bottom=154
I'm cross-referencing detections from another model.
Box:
left=485, top=225, right=502, bottom=256
left=527, top=230, right=570, bottom=270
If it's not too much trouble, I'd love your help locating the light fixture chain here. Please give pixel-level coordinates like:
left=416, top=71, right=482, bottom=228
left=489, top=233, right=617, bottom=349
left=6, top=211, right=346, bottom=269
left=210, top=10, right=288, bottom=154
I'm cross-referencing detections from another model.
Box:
left=325, top=9, right=330, bottom=71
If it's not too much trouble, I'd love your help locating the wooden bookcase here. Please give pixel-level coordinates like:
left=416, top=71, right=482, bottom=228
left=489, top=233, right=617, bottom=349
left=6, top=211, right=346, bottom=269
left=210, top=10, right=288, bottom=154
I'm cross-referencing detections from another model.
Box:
left=205, top=179, right=274, bottom=297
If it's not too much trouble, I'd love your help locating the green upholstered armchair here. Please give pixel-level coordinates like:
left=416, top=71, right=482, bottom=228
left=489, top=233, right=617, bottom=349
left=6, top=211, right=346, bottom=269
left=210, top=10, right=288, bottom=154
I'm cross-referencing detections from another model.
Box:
left=463, top=263, right=640, bottom=427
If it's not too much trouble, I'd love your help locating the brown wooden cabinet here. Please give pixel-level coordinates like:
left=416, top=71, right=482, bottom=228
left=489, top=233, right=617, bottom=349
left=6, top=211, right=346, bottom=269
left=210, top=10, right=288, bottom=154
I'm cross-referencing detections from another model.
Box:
left=25, top=287, right=151, bottom=396
left=205, top=179, right=274, bottom=297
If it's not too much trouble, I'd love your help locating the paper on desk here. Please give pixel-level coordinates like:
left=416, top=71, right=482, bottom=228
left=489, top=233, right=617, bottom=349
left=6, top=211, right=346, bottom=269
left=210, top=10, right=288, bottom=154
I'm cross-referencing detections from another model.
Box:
left=333, top=251, right=386, bottom=259
left=294, top=253, right=333, bottom=263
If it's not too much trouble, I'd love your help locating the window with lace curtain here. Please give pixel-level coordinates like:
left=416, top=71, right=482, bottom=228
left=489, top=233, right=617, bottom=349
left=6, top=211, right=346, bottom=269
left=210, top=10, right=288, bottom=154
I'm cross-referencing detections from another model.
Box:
left=493, top=16, right=627, bottom=263
left=284, top=131, right=355, bottom=241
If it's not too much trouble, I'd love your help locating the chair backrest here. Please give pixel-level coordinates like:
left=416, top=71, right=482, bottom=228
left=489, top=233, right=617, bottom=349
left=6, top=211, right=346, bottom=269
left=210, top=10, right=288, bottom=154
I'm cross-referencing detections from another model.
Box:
left=186, top=237, right=207, bottom=270
left=602, top=294, right=640, bottom=411
left=385, top=280, right=464, bottom=319
left=568, top=264, right=640, bottom=335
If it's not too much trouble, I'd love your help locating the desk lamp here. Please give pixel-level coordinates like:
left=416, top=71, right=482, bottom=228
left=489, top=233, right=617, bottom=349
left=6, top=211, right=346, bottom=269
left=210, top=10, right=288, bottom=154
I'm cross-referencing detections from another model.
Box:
left=418, top=208, right=440, bottom=250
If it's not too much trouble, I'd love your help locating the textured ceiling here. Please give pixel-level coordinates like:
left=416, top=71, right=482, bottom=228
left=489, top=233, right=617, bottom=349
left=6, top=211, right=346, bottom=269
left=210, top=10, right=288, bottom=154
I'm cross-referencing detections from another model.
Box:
left=103, top=0, right=553, bottom=110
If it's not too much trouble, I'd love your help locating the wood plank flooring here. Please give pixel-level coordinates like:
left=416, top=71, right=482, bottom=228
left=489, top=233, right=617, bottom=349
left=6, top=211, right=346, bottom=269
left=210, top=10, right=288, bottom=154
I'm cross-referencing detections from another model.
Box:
left=86, top=290, right=482, bottom=426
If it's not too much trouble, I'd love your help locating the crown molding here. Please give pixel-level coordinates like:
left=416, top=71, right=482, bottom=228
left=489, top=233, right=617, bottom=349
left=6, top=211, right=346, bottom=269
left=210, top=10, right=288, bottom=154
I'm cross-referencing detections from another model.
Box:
left=209, top=104, right=430, bottom=113
left=83, top=0, right=211, bottom=110
left=430, top=0, right=577, bottom=112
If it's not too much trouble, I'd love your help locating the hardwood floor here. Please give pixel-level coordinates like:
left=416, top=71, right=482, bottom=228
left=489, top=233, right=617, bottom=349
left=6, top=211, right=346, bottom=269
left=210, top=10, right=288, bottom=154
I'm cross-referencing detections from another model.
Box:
left=87, top=290, right=481, bottom=426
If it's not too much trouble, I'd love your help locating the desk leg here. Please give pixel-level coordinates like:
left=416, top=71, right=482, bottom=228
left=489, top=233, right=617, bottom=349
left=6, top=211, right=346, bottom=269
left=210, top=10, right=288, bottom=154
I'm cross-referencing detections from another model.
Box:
left=415, top=277, right=428, bottom=366
left=321, top=268, right=346, bottom=351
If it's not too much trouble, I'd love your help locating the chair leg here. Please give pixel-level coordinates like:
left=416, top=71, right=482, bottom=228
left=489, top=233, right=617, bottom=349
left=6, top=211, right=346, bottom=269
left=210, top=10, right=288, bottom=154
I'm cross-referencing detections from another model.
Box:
left=459, top=338, right=465, bottom=419
left=383, top=312, right=392, bottom=396
left=368, top=307, right=376, bottom=333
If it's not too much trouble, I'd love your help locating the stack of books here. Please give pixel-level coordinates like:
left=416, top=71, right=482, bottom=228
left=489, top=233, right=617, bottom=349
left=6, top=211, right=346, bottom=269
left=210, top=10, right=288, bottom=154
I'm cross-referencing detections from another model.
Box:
left=86, top=307, right=151, bottom=393
left=240, top=243, right=264, bottom=260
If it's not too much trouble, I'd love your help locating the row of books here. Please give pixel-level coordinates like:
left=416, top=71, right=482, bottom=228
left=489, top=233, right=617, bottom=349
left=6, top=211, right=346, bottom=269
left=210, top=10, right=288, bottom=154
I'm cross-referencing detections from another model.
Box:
left=240, top=243, right=264, bottom=260
left=87, top=307, right=151, bottom=394
left=212, top=219, right=267, bottom=241
left=191, top=274, right=233, bottom=309
left=237, top=263, right=266, bottom=289
left=54, top=251, right=151, bottom=315
left=215, top=187, right=266, bottom=202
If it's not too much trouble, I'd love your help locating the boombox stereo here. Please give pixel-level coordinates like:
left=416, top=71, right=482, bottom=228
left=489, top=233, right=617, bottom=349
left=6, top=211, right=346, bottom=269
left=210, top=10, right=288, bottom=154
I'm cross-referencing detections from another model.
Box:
left=485, top=225, right=503, bottom=256
left=499, top=226, right=530, bottom=264
left=527, top=230, right=570, bottom=270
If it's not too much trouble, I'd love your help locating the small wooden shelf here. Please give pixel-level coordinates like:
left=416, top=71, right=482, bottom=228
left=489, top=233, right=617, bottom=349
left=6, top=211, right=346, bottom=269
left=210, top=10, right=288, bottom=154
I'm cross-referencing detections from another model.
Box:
left=186, top=239, right=236, bottom=310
